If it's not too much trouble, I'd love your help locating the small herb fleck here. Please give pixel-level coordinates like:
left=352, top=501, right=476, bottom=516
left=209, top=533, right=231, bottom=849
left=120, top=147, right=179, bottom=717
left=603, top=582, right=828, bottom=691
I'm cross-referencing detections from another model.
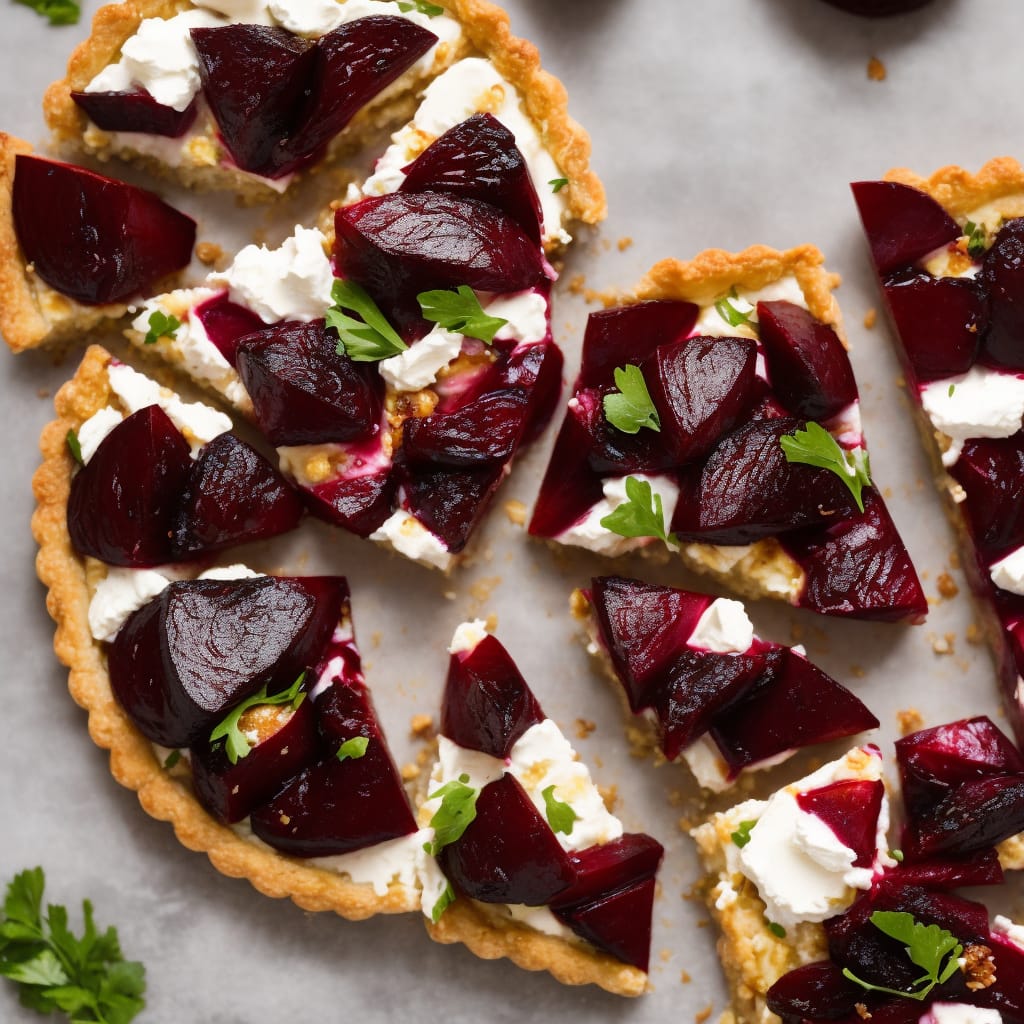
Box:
left=65, top=429, right=83, bottom=466
left=336, top=736, right=370, bottom=762
left=143, top=309, right=181, bottom=346
left=768, top=922, right=787, bottom=939
left=730, top=820, right=758, bottom=849
left=541, top=785, right=578, bottom=835
left=431, top=883, right=456, bottom=923
left=549, top=177, right=569, bottom=193
left=948, top=384, right=956, bottom=398
left=209, top=672, right=306, bottom=765
left=714, top=289, right=755, bottom=329
left=163, top=749, right=182, bottom=770
left=964, top=220, right=987, bottom=259
left=397, top=0, right=444, bottom=13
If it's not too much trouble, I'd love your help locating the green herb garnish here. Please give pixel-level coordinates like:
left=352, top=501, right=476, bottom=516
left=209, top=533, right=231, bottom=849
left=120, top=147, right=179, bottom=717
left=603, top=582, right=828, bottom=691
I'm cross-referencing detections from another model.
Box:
left=14, top=0, right=79, bottom=25
left=0, top=867, right=146, bottom=1022
left=162, top=750, right=181, bottom=770
left=768, top=922, right=787, bottom=939
left=326, top=280, right=407, bottom=362
left=423, top=774, right=479, bottom=857
left=889, top=848, right=905, bottom=863
left=65, top=430, right=83, bottom=467
left=549, top=177, right=569, bottom=194
left=336, top=736, right=370, bottom=763
left=600, top=476, right=676, bottom=545
left=143, top=310, right=181, bottom=346
left=603, top=365, right=661, bottom=435
left=730, top=820, right=758, bottom=849
left=842, top=911, right=963, bottom=1001
left=208, top=673, right=306, bottom=765
left=964, top=220, right=987, bottom=259
left=397, top=0, right=444, bottom=14
left=430, top=883, right=456, bottom=924
left=779, top=421, right=872, bottom=513
left=714, top=289, right=754, bottom=329
left=948, top=384, right=956, bottom=398
left=541, top=785, right=578, bottom=836
left=417, top=285, right=508, bottom=344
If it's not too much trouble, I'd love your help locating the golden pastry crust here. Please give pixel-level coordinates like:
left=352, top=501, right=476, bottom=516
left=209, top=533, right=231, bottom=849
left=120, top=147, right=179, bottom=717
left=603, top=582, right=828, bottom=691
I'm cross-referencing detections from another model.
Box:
left=425, top=897, right=648, bottom=998
left=883, top=155, right=1024, bottom=222
left=44, top=0, right=605, bottom=224
left=31, top=344, right=418, bottom=920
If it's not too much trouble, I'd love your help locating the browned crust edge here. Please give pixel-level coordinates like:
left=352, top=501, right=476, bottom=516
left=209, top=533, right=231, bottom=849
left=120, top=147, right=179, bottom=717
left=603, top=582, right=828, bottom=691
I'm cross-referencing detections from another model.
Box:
left=882, top=155, right=1024, bottom=220
left=31, top=344, right=418, bottom=920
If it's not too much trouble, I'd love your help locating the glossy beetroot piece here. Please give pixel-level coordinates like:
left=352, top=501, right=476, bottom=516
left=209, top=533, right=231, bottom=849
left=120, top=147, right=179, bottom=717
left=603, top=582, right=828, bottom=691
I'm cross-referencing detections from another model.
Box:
left=711, top=650, right=879, bottom=774
left=400, top=461, right=504, bottom=553
left=400, top=113, right=544, bottom=245
left=980, top=219, right=1024, bottom=370
left=757, top=301, right=858, bottom=420
left=495, top=339, right=562, bottom=445
left=107, top=576, right=345, bottom=747
left=190, top=691, right=320, bottom=823
left=68, top=405, right=192, bottom=567
left=766, top=960, right=865, bottom=1022
left=71, top=90, right=198, bottom=137
left=883, top=272, right=985, bottom=382
left=192, top=291, right=265, bottom=367
left=551, top=834, right=664, bottom=911
left=882, top=849, right=1004, bottom=890
left=951, top=433, right=1024, bottom=554
left=590, top=576, right=712, bottom=711
left=441, top=634, right=544, bottom=759
left=820, top=0, right=936, bottom=14
left=643, top=336, right=759, bottom=462
left=568, top=387, right=675, bottom=476
left=335, top=193, right=545, bottom=335
left=439, top=774, right=576, bottom=905
left=851, top=180, right=960, bottom=275
left=578, top=300, right=699, bottom=390
left=305, top=468, right=395, bottom=538
left=236, top=319, right=382, bottom=446
left=672, top=418, right=858, bottom=544
left=796, top=780, right=884, bottom=869
left=171, top=433, right=304, bottom=558
left=784, top=489, right=928, bottom=621
left=12, top=154, right=195, bottom=305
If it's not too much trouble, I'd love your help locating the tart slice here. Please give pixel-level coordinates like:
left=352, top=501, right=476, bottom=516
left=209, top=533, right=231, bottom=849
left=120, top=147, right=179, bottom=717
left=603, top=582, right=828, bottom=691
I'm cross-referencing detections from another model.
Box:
left=573, top=575, right=880, bottom=790
left=33, top=344, right=423, bottom=917
left=852, top=159, right=1024, bottom=740
left=529, top=246, right=926, bottom=623
left=416, top=620, right=664, bottom=996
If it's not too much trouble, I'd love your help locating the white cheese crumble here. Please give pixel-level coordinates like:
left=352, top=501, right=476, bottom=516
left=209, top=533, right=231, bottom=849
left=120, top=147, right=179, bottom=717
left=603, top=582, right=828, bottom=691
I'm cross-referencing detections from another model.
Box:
left=487, top=289, right=549, bottom=344
left=688, top=276, right=808, bottom=340
left=379, top=327, right=463, bottom=391
left=77, top=407, right=124, bottom=465
left=448, top=619, right=489, bottom=655
left=994, top=914, right=1024, bottom=951
left=990, top=547, right=1024, bottom=596
left=680, top=735, right=794, bottom=793
left=920, top=1005, right=1001, bottom=1024
left=308, top=829, right=430, bottom=896
left=370, top=511, right=453, bottom=571
left=687, top=597, right=754, bottom=654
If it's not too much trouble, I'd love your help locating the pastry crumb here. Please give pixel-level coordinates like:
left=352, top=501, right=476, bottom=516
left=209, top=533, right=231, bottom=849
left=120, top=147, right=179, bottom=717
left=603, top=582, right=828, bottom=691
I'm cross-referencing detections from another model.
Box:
left=930, top=632, right=956, bottom=656
left=680, top=970, right=691, bottom=984
left=504, top=499, right=527, bottom=526
left=575, top=718, right=596, bottom=739
left=850, top=664, right=866, bottom=679
left=470, top=575, right=502, bottom=604
left=936, top=572, right=959, bottom=599
left=484, top=612, right=499, bottom=634
left=867, top=56, right=886, bottom=81
left=568, top=274, right=586, bottom=295
left=863, top=308, right=877, bottom=329
left=196, top=241, right=225, bottom=267
left=949, top=550, right=961, bottom=570
left=966, top=623, right=984, bottom=646
left=400, top=762, right=420, bottom=781
left=896, top=708, right=924, bottom=736
left=598, top=784, right=618, bottom=813
left=371, top=631, right=382, bottom=649
left=617, top=236, right=634, bottom=252
left=410, top=714, right=434, bottom=738
left=659, top=948, right=672, bottom=963
left=696, top=1004, right=714, bottom=1023
left=36, top=387, right=50, bottom=399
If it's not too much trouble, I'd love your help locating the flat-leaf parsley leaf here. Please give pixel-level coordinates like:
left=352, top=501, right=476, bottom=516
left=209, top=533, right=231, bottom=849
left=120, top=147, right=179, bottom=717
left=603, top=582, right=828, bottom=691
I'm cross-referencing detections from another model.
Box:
left=336, top=736, right=370, bottom=762
left=423, top=774, right=478, bottom=856
left=714, top=289, right=754, bottom=328
left=417, top=285, right=508, bottom=343
left=143, top=310, right=181, bottom=346
left=541, top=785, right=578, bottom=835
left=209, top=672, right=306, bottom=765
left=397, top=0, right=444, bottom=14
left=326, top=280, right=407, bottom=362
left=600, top=476, right=676, bottom=545
left=14, top=0, right=79, bottom=25
left=603, top=365, right=661, bottom=434
left=779, top=421, right=872, bottom=513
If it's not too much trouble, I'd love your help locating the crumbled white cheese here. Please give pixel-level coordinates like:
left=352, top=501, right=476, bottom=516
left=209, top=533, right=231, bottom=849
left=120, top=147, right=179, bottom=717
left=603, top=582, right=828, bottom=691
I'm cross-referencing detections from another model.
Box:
left=921, top=366, right=1024, bottom=451
left=88, top=568, right=175, bottom=641
left=994, top=914, right=1024, bottom=951
left=921, top=1005, right=1002, bottom=1024
left=379, top=327, right=463, bottom=391
left=448, top=620, right=489, bottom=655
left=681, top=735, right=795, bottom=792
left=370, top=511, right=453, bottom=571
left=198, top=565, right=262, bottom=581
left=309, top=829, right=429, bottom=896
left=504, top=903, right=574, bottom=940
left=687, top=597, right=754, bottom=654
left=211, top=226, right=334, bottom=324
left=990, top=547, right=1024, bottom=596
left=426, top=735, right=505, bottom=798
left=689, top=276, right=808, bottom=340
left=194, top=0, right=274, bottom=23
left=77, top=406, right=124, bottom=465
left=486, top=289, right=549, bottom=344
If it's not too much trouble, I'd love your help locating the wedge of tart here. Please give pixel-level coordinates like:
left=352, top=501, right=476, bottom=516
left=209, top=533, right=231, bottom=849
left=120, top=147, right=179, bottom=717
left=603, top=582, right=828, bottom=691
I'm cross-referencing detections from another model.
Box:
left=572, top=576, right=880, bottom=791
left=852, top=159, right=1024, bottom=740
left=529, top=245, right=927, bottom=623
left=416, top=620, right=664, bottom=996
left=33, top=344, right=426, bottom=918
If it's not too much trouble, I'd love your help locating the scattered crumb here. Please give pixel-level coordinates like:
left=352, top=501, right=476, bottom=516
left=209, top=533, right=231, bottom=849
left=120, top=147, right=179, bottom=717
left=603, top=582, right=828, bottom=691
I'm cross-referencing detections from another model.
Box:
left=850, top=664, right=866, bottom=679
left=196, top=241, right=225, bottom=267
left=504, top=499, right=527, bottom=526
left=856, top=1004, right=872, bottom=1021
left=36, top=387, right=50, bottom=399
left=484, top=612, right=499, bottom=634
left=867, top=56, right=887, bottom=81
left=470, top=575, right=502, bottom=605
left=601, top=238, right=611, bottom=252
left=896, top=708, right=925, bottom=736
left=568, top=274, right=586, bottom=295
left=659, top=948, right=672, bottom=963
left=617, top=236, right=634, bottom=252
left=696, top=1004, right=714, bottom=1023
left=895, top=375, right=906, bottom=389
left=884, top=486, right=894, bottom=500
left=949, top=550, right=962, bottom=571
left=790, top=623, right=804, bottom=643
left=575, top=718, right=596, bottom=739
left=400, top=762, right=420, bottom=782
left=626, top=723, right=656, bottom=758
left=680, top=970, right=692, bottom=984
left=966, top=623, right=984, bottom=646
left=930, top=632, right=956, bottom=656
left=598, top=784, right=618, bottom=813
left=410, top=714, right=434, bottom=738
left=863, top=308, right=877, bottom=329
left=695, top=919, right=710, bottom=929
left=936, top=572, right=959, bottom=599
left=371, top=631, right=382, bottom=649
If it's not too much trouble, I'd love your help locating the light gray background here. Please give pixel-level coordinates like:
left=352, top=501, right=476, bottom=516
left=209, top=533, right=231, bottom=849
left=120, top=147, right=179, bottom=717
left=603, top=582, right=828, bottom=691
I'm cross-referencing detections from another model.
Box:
left=3, top=0, right=1024, bottom=1020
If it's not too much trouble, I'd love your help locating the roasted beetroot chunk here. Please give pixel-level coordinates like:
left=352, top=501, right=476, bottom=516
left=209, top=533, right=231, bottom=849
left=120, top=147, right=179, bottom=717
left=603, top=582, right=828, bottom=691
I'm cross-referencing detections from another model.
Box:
left=12, top=155, right=195, bottom=305
left=108, top=576, right=345, bottom=747
left=951, top=433, right=1024, bottom=555
left=820, top=0, right=936, bottom=14
left=796, top=780, right=884, bottom=868
left=766, top=960, right=866, bottom=1022
left=70, top=90, right=198, bottom=137
left=551, top=834, right=664, bottom=912
left=909, top=774, right=1024, bottom=858
left=881, top=848, right=1004, bottom=890
left=192, top=292, right=265, bottom=367
left=400, top=113, right=544, bottom=245
left=68, top=405, right=193, bottom=567
left=980, top=219, right=1024, bottom=370
left=171, top=433, right=304, bottom=558
left=304, top=468, right=395, bottom=538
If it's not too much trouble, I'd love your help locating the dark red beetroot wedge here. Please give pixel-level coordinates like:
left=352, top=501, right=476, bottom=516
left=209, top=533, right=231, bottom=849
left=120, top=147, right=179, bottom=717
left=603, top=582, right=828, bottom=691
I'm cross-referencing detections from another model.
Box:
left=191, top=25, right=316, bottom=180
left=652, top=650, right=767, bottom=761
left=821, top=0, right=936, bottom=15
left=107, top=576, right=345, bottom=747
left=766, top=960, right=866, bottom=1022
left=192, top=291, right=266, bottom=368
left=642, top=336, right=758, bottom=463
left=883, top=272, right=985, bottom=382
left=796, top=780, right=884, bottom=868
left=590, top=576, right=712, bottom=711
left=981, top=218, right=1024, bottom=370
left=190, top=688, right=320, bottom=823
left=555, top=878, right=657, bottom=971
left=494, top=338, right=562, bottom=446
left=579, top=301, right=700, bottom=390
left=711, top=650, right=879, bottom=775
left=757, top=302, right=858, bottom=420
left=550, top=834, right=664, bottom=911
left=439, top=774, right=576, bottom=905
left=68, top=405, right=192, bottom=567
left=171, top=433, right=304, bottom=558
left=952, top=433, right=1024, bottom=555
left=401, top=389, right=531, bottom=467
left=335, top=193, right=545, bottom=335
left=236, top=319, right=382, bottom=446
left=280, top=16, right=437, bottom=178
left=12, top=154, right=195, bottom=305
left=400, top=113, right=544, bottom=245
left=975, top=932, right=1024, bottom=1020
left=305, top=468, right=396, bottom=538
left=71, top=91, right=198, bottom=137
left=441, top=634, right=544, bottom=759
left=882, top=848, right=1004, bottom=890
left=671, top=418, right=859, bottom=544
left=568, top=387, right=676, bottom=475
left=851, top=180, right=961, bottom=275
left=783, top=489, right=928, bottom=621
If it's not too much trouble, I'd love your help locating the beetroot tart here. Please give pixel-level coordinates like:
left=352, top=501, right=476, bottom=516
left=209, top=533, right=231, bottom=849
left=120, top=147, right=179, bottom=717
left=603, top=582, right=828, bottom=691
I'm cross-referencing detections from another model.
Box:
left=573, top=576, right=880, bottom=791
left=529, top=246, right=926, bottom=623
left=853, top=158, right=1024, bottom=742
left=416, top=620, right=663, bottom=996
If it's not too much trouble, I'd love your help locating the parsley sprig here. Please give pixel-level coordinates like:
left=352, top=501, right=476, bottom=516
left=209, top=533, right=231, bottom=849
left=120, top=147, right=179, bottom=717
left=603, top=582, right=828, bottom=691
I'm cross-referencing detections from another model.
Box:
left=143, top=310, right=181, bottom=346
left=964, top=220, right=987, bottom=259
left=326, top=280, right=407, bottom=362
left=208, top=673, right=306, bottom=765
left=843, top=911, right=963, bottom=1001
left=423, top=774, right=479, bottom=857
left=65, top=430, right=84, bottom=467
left=397, top=0, right=444, bottom=14
left=603, top=365, right=661, bottom=434
left=417, top=286, right=508, bottom=344
left=600, top=476, right=677, bottom=545
left=541, top=785, right=578, bottom=835
left=14, top=0, right=79, bottom=25
left=714, top=289, right=755, bottom=329
left=430, top=883, right=456, bottom=924
left=0, top=867, right=146, bottom=1023
left=549, top=177, right=569, bottom=194
left=336, top=736, right=369, bottom=762
left=779, top=422, right=872, bottom=513
left=730, top=820, right=757, bottom=849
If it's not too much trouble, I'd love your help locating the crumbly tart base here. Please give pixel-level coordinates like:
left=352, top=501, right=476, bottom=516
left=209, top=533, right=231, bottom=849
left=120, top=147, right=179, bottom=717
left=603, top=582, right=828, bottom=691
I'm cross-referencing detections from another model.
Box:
left=31, top=344, right=418, bottom=919
left=43, top=0, right=606, bottom=224
left=425, top=898, right=648, bottom=997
